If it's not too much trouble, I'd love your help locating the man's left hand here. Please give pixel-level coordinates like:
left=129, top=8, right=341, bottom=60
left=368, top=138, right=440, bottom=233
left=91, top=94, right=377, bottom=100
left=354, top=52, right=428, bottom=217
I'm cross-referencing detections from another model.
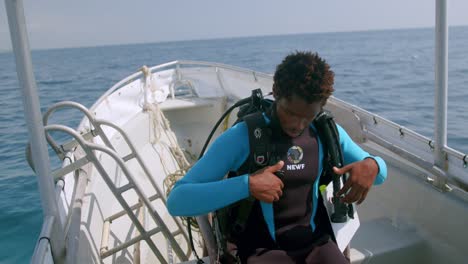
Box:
left=333, top=158, right=379, bottom=205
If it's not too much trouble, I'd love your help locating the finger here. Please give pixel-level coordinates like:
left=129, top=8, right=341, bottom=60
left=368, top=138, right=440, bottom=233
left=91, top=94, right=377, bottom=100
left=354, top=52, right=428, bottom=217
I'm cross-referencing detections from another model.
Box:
left=277, top=188, right=283, bottom=197
left=333, top=164, right=352, bottom=175
left=263, top=195, right=274, bottom=203
left=341, top=187, right=362, bottom=204
left=278, top=178, right=284, bottom=189
left=357, top=189, right=369, bottom=205
left=337, top=179, right=353, bottom=196
left=273, top=193, right=280, bottom=202
left=265, top=160, right=284, bottom=173
left=251, top=167, right=266, bottom=176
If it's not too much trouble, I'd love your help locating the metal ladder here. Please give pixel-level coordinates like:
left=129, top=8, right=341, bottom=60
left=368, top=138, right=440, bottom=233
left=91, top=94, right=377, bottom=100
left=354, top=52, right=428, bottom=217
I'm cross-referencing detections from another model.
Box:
left=37, top=101, right=191, bottom=263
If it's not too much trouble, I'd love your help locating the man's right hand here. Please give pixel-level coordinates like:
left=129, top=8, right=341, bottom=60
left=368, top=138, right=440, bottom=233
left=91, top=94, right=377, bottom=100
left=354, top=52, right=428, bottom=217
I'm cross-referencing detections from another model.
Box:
left=249, top=161, right=285, bottom=203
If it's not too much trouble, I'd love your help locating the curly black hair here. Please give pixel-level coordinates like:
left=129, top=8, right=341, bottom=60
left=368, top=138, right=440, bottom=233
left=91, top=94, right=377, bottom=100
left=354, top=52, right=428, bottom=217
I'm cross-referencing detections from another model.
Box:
left=273, top=51, right=335, bottom=105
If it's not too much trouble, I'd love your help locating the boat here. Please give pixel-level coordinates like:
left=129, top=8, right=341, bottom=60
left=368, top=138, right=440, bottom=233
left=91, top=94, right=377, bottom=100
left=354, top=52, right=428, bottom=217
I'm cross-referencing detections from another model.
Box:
left=5, top=0, right=468, bottom=263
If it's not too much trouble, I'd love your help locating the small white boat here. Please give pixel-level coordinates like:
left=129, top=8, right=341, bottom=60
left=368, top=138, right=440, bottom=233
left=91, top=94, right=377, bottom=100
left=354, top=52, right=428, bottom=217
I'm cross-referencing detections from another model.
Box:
left=5, top=1, right=468, bottom=263
left=28, top=59, right=468, bottom=263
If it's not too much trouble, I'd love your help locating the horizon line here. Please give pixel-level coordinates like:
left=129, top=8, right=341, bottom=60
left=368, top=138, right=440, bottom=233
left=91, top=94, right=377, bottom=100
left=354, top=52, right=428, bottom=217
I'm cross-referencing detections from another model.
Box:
left=1, top=24, right=468, bottom=53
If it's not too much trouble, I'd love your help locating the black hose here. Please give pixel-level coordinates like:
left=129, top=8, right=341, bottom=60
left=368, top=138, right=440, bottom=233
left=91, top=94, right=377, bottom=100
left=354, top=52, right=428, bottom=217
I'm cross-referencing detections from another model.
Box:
left=188, top=95, right=252, bottom=262
left=198, top=97, right=251, bottom=159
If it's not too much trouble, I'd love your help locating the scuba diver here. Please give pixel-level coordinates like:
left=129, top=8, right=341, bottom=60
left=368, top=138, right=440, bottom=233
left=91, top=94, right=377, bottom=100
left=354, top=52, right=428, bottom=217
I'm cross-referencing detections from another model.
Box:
left=167, top=51, right=387, bottom=263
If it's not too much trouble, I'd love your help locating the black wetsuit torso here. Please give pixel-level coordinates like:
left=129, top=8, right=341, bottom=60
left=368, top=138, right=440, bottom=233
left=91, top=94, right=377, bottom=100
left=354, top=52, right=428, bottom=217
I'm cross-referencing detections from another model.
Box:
left=236, top=106, right=332, bottom=262
left=273, top=127, right=320, bottom=252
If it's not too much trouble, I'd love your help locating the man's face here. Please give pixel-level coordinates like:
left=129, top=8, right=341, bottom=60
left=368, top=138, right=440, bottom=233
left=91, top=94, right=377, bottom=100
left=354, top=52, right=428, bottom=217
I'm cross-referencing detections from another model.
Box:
left=275, top=94, right=321, bottom=138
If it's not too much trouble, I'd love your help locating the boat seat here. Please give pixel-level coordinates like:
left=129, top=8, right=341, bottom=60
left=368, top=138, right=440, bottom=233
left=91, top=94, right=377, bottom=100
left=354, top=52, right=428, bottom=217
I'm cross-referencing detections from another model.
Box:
left=350, top=218, right=429, bottom=263
left=159, top=97, right=214, bottom=111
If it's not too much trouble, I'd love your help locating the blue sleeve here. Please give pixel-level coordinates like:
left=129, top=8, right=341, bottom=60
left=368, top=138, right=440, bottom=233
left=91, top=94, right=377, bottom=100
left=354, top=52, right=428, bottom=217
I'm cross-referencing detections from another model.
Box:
left=167, top=122, right=251, bottom=216
left=337, top=124, right=387, bottom=185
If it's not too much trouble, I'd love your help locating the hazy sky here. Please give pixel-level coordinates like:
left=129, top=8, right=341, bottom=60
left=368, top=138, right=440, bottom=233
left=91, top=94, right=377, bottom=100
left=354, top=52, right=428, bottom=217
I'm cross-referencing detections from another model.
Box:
left=1, top=0, right=468, bottom=50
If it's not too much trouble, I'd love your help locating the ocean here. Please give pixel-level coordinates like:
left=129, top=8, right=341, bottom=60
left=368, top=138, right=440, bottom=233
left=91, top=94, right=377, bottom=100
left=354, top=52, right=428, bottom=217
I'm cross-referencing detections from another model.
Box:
left=0, top=26, right=467, bottom=263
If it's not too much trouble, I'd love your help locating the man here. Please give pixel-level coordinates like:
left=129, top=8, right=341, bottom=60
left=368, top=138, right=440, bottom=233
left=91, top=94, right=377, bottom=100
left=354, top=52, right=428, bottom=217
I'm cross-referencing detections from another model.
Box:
left=168, top=51, right=387, bottom=263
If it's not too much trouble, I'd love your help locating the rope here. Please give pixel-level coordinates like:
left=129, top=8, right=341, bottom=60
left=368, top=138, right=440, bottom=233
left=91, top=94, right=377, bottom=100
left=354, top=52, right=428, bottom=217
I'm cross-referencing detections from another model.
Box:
left=147, top=109, right=203, bottom=257
left=146, top=103, right=164, bottom=144
left=139, top=66, right=204, bottom=260
left=139, top=68, right=243, bottom=262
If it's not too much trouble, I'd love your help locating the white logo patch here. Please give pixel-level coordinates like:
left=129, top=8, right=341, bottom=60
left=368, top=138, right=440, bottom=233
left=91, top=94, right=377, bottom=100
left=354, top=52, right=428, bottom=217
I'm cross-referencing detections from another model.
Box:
left=287, top=146, right=303, bottom=164
left=286, top=146, right=305, bottom=171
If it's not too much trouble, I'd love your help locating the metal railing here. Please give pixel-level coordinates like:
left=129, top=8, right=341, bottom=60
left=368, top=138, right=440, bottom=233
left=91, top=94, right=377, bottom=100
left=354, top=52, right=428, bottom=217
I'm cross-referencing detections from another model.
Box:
left=328, top=96, right=468, bottom=193
left=46, top=101, right=192, bottom=262
left=5, top=0, right=66, bottom=262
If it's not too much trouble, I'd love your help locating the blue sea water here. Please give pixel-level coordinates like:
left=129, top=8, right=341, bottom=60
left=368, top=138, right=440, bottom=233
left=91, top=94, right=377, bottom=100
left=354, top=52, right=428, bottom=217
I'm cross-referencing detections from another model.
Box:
left=1, top=27, right=467, bottom=263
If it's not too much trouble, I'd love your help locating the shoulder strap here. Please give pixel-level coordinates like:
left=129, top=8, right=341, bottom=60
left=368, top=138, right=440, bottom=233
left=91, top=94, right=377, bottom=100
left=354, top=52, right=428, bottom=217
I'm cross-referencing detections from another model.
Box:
left=212, top=112, right=270, bottom=259
left=237, top=111, right=272, bottom=174
left=313, top=111, right=353, bottom=222
left=314, top=111, right=339, bottom=186
left=227, top=111, right=273, bottom=242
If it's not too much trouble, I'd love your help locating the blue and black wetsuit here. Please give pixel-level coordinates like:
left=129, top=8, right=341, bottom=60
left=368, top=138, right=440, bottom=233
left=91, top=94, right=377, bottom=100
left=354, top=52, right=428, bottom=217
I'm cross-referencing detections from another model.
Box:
left=167, top=109, right=387, bottom=263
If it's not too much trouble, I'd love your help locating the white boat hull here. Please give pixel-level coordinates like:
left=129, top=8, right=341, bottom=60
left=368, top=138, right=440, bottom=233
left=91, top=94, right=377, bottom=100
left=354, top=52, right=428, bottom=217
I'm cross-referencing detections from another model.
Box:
left=35, top=61, right=468, bottom=264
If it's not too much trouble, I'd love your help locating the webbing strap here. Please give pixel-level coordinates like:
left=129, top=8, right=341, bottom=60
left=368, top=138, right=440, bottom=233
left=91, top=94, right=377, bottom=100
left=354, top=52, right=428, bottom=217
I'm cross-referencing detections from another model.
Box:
left=243, top=112, right=271, bottom=170
left=231, top=112, right=272, bottom=238
left=313, top=111, right=352, bottom=222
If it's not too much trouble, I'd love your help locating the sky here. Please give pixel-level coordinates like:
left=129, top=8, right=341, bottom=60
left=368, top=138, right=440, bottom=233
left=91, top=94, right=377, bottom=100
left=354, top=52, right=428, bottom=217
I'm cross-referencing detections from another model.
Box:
left=1, top=0, right=468, bottom=51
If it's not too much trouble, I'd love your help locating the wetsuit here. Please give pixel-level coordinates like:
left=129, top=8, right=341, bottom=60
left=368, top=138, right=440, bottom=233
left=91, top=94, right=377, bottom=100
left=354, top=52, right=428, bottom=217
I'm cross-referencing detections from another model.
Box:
left=167, top=110, right=387, bottom=263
